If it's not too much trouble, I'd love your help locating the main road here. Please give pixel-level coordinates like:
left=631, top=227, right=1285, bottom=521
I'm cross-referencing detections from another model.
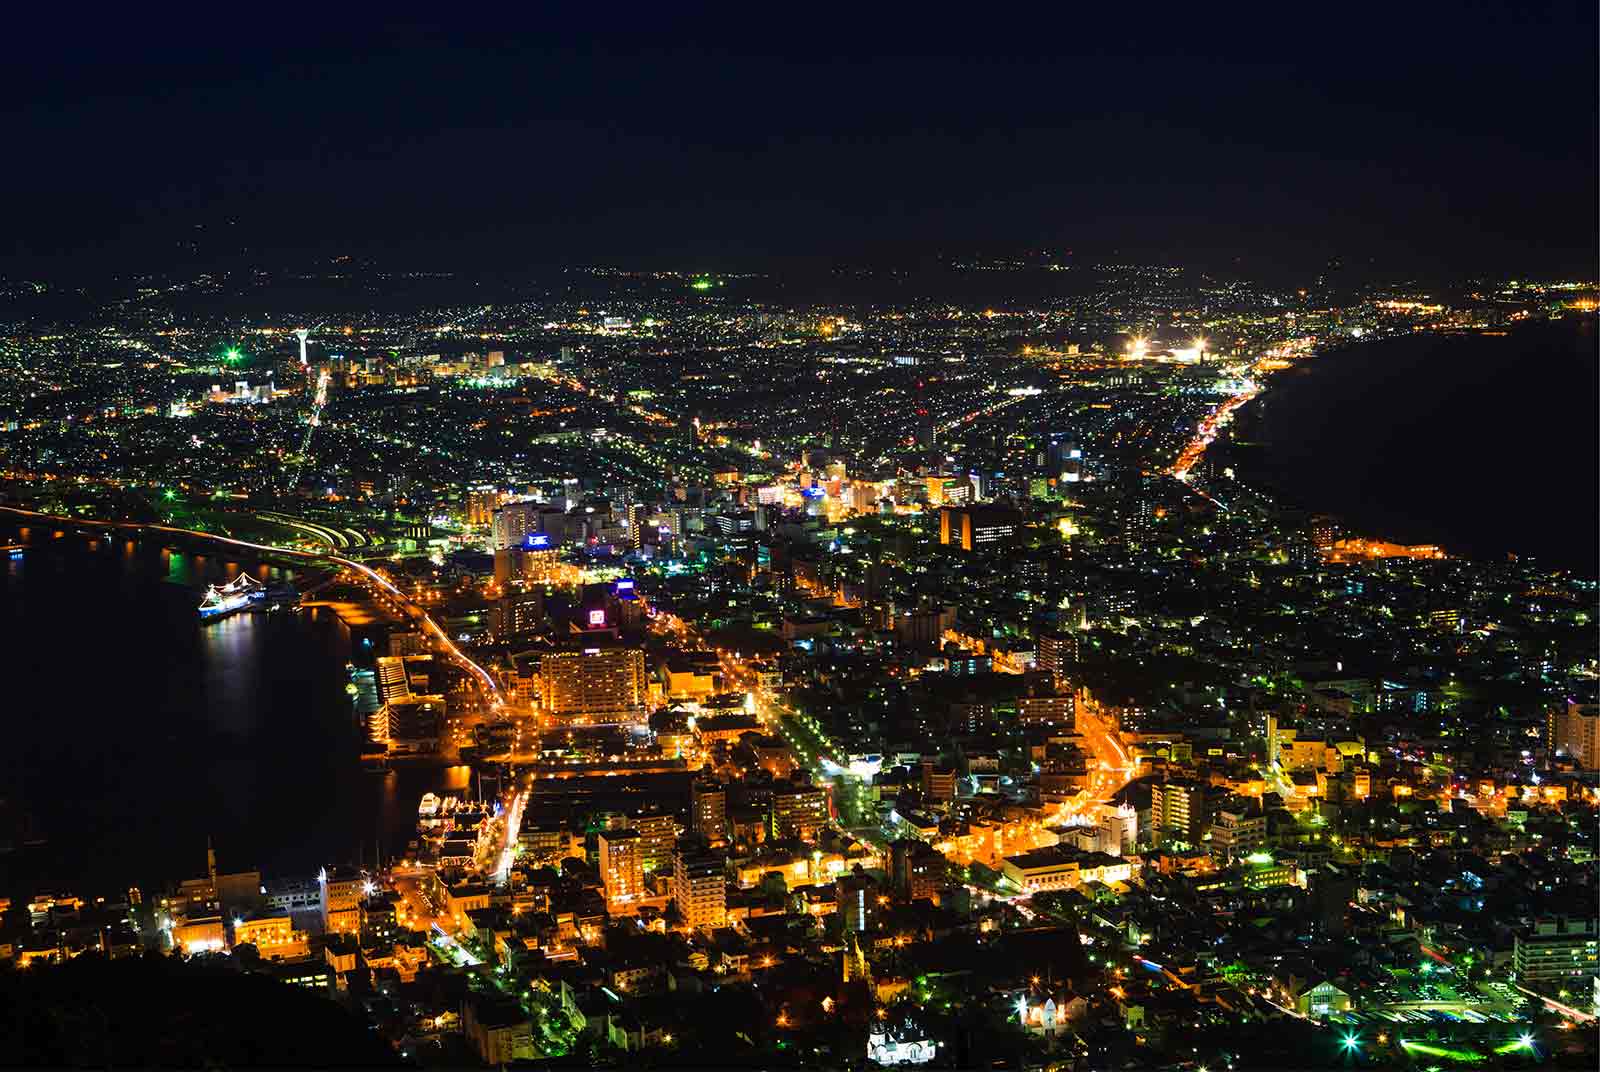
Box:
left=1049, top=697, right=1136, bottom=824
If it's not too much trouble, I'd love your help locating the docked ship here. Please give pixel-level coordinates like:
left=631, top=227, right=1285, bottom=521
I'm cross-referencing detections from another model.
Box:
left=197, top=573, right=267, bottom=620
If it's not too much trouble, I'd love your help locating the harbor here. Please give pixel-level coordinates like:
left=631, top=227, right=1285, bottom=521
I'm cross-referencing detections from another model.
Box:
left=0, top=519, right=447, bottom=891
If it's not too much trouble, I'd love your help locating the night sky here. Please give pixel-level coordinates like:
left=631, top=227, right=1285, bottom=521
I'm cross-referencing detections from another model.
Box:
left=5, top=5, right=1595, bottom=282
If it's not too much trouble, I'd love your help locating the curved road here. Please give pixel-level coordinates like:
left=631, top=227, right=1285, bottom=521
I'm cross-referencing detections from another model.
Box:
left=0, top=504, right=501, bottom=703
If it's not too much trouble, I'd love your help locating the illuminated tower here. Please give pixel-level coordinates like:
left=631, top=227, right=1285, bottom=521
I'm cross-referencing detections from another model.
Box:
left=294, top=328, right=311, bottom=367
left=842, top=931, right=872, bottom=984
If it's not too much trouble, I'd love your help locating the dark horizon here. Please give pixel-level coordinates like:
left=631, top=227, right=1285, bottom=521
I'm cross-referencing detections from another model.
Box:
left=4, top=5, right=1596, bottom=285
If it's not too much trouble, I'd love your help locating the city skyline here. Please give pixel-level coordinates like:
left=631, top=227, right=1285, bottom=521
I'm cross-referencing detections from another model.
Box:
left=1, top=10, right=1596, bottom=1070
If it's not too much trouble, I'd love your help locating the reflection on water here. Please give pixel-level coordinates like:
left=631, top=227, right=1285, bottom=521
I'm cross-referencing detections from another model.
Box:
left=0, top=524, right=465, bottom=895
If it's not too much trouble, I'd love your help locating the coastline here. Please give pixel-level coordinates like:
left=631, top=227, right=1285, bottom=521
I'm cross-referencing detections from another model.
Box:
left=0, top=513, right=474, bottom=893
left=1212, top=318, right=1598, bottom=575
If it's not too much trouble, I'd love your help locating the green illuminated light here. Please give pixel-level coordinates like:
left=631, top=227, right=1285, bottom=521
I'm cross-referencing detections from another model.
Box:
left=1493, top=1034, right=1537, bottom=1055
left=691, top=278, right=713, bottom=290
left=1399, top=1039, right=1483, bottom=1062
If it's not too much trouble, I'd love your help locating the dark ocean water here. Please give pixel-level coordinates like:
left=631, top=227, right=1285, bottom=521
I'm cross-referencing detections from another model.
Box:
left=1236, top=316, right=1598, bottom=575
left=0, top=527, right=468, bottom=897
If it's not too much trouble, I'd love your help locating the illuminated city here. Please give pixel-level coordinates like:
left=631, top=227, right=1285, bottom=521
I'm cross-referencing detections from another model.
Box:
left=0, top=11, right=1596, bottom=1071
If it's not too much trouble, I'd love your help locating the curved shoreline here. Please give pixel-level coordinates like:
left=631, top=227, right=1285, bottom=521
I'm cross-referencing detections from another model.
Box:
left=0, top=504, right=505, bottom=700
left=1214, top=320, right=1597, bottom=575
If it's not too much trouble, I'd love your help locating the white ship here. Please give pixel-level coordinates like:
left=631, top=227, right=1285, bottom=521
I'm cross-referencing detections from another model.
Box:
left=197, top=573, right=266, bottom=620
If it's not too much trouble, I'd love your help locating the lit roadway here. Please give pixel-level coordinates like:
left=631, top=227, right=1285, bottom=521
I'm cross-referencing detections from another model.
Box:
left=0, top=505, right=502, bottom=705
left=494, top=786, right=526, bottom=884
left=933, top=389, right=1033, bottom=437
left=390, top=866, right=456, bottom=933
left=1168, top=384, right=1257, bottom=479
left=1048, top=699, right=1136, bottom=824
left=771, top=700, right=848, bottom=770
left=964, top=700, right=1134, bottom=916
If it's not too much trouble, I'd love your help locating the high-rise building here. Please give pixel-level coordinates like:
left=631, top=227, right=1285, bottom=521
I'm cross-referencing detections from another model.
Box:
left=692, top=780, right=728, bottom=844
left=769, top=781, right=828, bottom=842
left=920, top=761, right=957, bottom=803
left=630, top=812, right=678, bottom=876
left=1513, top=917, right=1598, bottom=987
left=492, top=501, right=540, bottom=550
left=360, top=893, right=402, bottom=949
left=1310, top=515, right=1341, bottom=557
left=387, top=629, right=431, bottom=658
left=467, top=487, right=507, bottom=527
left=597, top=830, right=643, bottom=910
left=319, top=867, right=364, bottom=936
left=1548, top=702, right=1600, bottom=769
left=493, top=589, right=545, bottom=642
left=537, top=642, right=648, bottom=727
left=712, top=511, right=757, bottom=548
left=399, top=654, right=434, bottom=692
left=890, top=839, right=944, bottom=902
left=626, top=502, right=646, bottom=551
left=1151, top=780, right=1206, bottom=848
left=1039, top=434, right=1082, bottom=483
left=836, top=869, right=876, bottom=932
left=1035, top=630, right=1079, bottom=684
left=1018, top=693, right=1075, bottom=729
left=847, top=481, right=880, bottom=514
left=495, top=546, right=562, bottom=586
left=939, top=506, right=1020, bottom=552
left=671, top=838, right=727, bottom=931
